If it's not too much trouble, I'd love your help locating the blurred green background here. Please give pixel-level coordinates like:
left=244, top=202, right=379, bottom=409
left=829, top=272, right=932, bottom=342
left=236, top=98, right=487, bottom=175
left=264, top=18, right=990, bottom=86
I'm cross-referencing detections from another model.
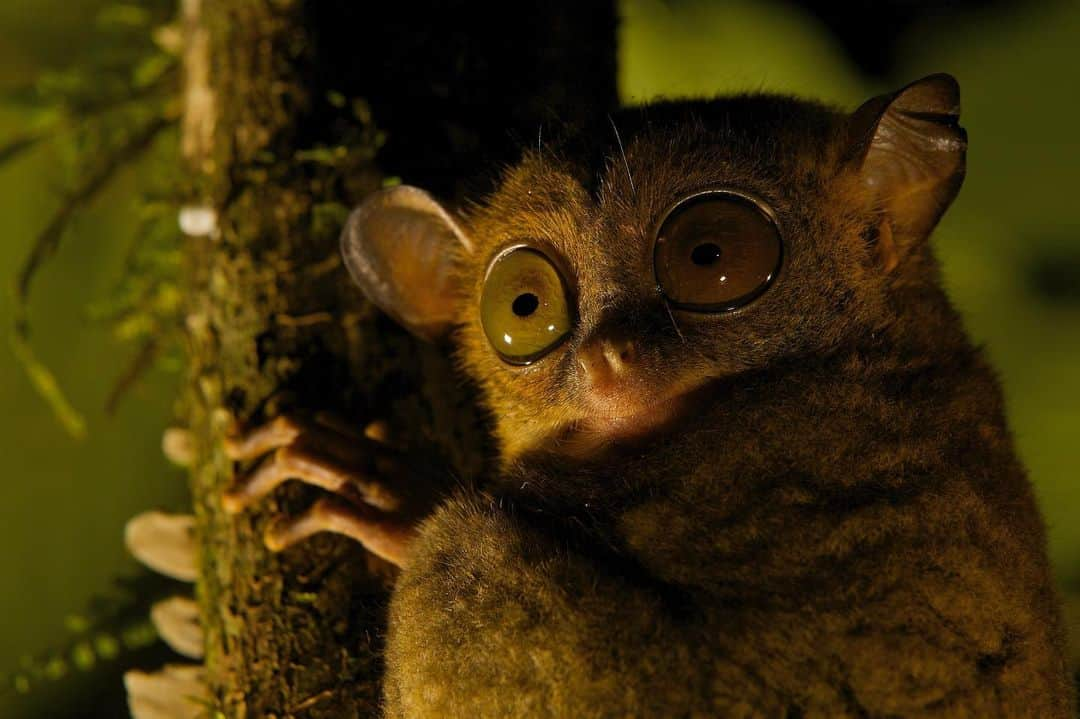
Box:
left=1, top=0, right=1076, bottom=715
left=0, top=0, right=185, bottom=715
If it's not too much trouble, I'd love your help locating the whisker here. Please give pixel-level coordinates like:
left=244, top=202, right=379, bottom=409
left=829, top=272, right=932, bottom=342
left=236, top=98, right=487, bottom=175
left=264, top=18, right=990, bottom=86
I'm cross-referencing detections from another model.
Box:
left=608, top=115, right=636, bottom=198
left=663, top=299, right=686, bottom=343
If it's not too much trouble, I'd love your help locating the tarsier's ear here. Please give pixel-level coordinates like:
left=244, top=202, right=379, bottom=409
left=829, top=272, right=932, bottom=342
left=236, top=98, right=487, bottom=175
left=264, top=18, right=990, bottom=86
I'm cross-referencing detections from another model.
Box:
left=340, top=185, right=473, bottom=342
left=848, top=73, right=967, bottom=271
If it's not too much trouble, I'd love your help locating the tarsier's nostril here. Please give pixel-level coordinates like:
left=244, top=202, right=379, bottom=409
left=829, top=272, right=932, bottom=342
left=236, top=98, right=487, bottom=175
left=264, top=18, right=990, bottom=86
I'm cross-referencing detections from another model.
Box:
left=601, top=338, right=635, bottom=371
left=577, top=336, right=635, bottom=385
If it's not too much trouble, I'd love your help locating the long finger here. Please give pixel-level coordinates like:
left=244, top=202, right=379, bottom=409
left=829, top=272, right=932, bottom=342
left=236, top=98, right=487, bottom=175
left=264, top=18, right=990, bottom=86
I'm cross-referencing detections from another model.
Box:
left=227, top=413, right=402, bottom=467
left=223, top=415, right=303, bottom=461
left=314, top=412, right=405, bottom=453
left=222, top=445, right=400, bottom=514
left=264, top=497, right=415, bottom=568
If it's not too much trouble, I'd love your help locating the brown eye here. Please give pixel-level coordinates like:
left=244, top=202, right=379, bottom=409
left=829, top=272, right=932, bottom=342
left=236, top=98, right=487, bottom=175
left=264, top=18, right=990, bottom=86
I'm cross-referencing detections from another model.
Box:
left=654, top=191, right=782, bottom=312
left=480, top=247, right=572, bottom=364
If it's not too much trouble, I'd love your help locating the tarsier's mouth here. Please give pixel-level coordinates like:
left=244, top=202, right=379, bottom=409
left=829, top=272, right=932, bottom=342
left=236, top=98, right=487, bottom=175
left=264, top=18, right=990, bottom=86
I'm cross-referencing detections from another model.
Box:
left=557, top=379, right=715, bottom=455
left=583, top=391, right=693, bottom=435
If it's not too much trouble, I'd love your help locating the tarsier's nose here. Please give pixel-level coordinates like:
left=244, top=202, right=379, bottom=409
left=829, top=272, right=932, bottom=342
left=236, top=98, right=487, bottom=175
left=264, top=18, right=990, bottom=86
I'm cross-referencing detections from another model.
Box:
left=577, top=336, right=637, bottom=390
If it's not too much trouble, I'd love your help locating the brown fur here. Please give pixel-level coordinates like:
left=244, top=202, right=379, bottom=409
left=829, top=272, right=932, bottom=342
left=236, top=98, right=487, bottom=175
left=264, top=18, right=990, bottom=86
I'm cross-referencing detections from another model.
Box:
left=379, top=91, right=1074, bottom=717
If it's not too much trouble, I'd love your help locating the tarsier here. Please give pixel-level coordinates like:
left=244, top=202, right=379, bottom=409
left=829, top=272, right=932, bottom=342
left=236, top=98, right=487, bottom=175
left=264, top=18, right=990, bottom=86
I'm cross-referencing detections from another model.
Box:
left=223, top=75, right=1075, bottom=716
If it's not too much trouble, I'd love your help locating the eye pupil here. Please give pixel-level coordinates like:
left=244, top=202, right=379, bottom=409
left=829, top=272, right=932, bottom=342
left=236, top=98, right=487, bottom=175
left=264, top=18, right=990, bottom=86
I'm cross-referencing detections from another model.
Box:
left=512, top=293, right=540, bottom=317
left=690, top=242, right=722, bottom=266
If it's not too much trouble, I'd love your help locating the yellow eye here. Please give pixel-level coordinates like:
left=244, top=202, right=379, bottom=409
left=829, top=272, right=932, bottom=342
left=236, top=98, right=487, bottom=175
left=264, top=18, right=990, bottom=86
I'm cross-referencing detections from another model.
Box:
left=480, top=247, right=572, bottom=364
left=654, top=192, right=782, bottom=312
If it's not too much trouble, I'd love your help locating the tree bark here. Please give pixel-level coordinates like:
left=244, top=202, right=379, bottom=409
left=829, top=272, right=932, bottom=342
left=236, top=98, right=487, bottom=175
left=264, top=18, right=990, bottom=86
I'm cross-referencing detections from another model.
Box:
left=180, top=1, right=617, bottom=716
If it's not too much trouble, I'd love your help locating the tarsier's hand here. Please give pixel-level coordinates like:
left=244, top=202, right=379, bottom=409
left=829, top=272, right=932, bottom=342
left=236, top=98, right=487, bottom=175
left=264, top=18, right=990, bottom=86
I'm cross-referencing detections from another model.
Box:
left=222, top=412, right=444, bottom=568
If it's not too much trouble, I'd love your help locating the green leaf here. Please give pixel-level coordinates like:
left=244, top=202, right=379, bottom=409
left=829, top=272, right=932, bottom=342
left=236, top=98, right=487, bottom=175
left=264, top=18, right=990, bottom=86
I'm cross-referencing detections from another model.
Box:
left=96, top=4, right=151, bottom=29
left=132, top=53, right=176, bottom=89
left=9, top=334, right=87, bottom=440
left=294, top=145, right=350, bottom=166
left=63, top=615, right=90, bottom=634
left=71, top=642, right=96, bottom=671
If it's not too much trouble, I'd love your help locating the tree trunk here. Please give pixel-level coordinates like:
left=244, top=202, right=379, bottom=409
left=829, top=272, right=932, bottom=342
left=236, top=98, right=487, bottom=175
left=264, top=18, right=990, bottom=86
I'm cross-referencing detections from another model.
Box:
left=180, top=1, right=617, bottom=716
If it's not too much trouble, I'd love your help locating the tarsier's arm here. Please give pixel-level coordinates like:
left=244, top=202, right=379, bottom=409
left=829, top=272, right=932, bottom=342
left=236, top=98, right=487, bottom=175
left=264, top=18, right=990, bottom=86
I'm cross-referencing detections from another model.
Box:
left=383, top=488, right=1059, bottom=719
left=382, top=495, right=725, bottom=719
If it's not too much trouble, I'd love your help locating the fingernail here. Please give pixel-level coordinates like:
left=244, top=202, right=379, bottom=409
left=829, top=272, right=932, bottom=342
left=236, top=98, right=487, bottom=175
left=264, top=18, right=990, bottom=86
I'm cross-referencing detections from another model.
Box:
left=364, top=420, right=391, bottom=442
left=263, top=529, right=285, bottom=552
left=222, top=437, right=241, bottom=459
left=221, top=494, right=242, bottom=514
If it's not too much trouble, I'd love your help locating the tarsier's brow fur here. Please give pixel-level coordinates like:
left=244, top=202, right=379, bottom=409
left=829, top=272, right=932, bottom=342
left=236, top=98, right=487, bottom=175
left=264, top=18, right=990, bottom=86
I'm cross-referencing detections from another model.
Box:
left=380, top=93, right=1075, bottom=717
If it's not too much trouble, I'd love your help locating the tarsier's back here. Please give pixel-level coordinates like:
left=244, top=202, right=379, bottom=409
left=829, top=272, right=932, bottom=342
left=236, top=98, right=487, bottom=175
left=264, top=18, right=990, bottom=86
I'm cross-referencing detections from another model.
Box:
left=228, top=75, right=1075, bottom=717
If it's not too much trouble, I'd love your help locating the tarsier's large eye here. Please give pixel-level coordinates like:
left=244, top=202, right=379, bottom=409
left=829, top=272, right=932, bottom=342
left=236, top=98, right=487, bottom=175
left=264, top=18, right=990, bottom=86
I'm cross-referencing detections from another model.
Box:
left=654, top=191, right=782, bottom=312
left=480, top=247, right=572, bottom=364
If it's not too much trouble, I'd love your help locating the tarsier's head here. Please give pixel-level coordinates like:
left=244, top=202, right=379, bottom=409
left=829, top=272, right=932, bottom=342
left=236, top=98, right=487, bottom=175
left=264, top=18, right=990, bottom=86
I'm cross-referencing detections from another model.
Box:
left=342, top=75, right=966, bottom=463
